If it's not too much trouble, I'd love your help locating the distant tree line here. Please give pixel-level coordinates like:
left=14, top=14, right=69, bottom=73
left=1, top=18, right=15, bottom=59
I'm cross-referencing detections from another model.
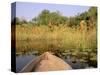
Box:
left=11, top=17, right=28, bottom=25
left=11, top=7, right=97, bottom=28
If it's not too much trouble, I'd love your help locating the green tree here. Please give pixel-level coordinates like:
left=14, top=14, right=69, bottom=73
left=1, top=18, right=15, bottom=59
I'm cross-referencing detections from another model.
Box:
left=11, top=17, right=21, bottom=25
left=31, top=9, right=68, bottom=26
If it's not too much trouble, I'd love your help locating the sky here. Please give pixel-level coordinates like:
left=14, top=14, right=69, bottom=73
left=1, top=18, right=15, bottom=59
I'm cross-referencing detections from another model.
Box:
left=13, top=2, right=91, bottom=21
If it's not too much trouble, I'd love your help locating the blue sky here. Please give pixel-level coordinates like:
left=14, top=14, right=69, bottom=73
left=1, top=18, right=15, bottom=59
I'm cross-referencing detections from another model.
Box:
left=15, top=2, right=91, bottom=21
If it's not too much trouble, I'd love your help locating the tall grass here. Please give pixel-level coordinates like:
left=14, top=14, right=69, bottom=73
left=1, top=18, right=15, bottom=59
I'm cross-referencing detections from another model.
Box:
left=16, top=24, right=97, bottom=53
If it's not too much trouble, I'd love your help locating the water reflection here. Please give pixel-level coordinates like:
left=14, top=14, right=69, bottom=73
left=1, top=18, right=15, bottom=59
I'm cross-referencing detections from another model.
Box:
left=16, top=50, right=97, bottom=72
left=16, top=40, right=97, bottom=72
left=16, top=54, right=36, bottom=72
